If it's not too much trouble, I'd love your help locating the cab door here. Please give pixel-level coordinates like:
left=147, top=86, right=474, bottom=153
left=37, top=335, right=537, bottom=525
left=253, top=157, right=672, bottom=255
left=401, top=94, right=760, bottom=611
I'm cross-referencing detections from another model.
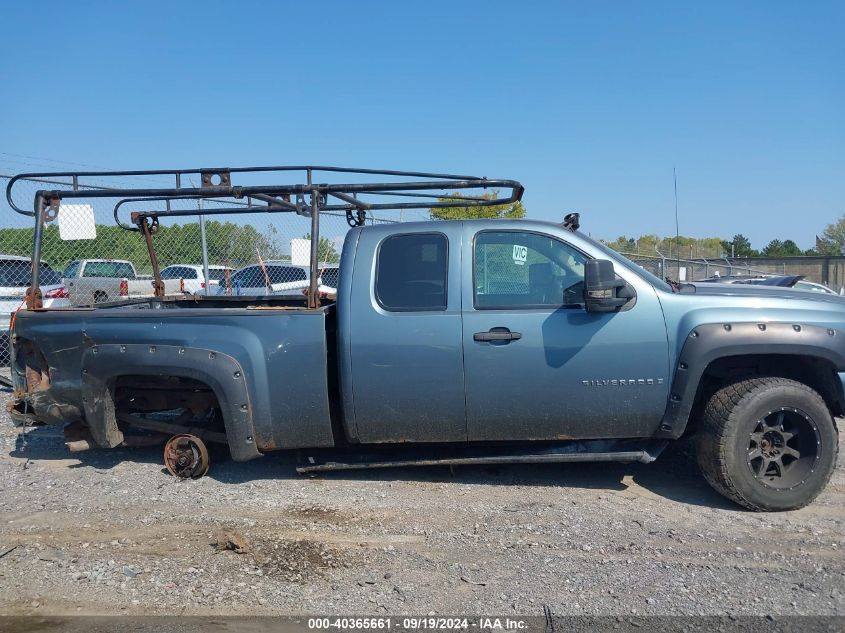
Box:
left=346, top=224, right=467, bottom=443
left=461, top=226, right=670, bottom=441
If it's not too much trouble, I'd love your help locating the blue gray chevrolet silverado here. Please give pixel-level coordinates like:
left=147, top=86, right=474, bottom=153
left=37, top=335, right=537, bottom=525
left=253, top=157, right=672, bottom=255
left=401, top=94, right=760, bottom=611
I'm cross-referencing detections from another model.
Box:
left=6, top=164, right=844, bottom=512
left=9, top=218, right=844, bottom=511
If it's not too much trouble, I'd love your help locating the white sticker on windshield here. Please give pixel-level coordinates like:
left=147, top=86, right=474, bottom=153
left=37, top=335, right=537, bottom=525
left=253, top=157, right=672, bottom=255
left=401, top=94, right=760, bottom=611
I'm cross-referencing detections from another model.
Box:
left=512, top=245, right=527, bottom=266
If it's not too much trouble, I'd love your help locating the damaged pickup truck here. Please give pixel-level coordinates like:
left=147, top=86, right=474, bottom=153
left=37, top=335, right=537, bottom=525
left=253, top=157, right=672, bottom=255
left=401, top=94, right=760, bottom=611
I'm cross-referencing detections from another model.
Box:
left=5, top=166, right=844, bottom=511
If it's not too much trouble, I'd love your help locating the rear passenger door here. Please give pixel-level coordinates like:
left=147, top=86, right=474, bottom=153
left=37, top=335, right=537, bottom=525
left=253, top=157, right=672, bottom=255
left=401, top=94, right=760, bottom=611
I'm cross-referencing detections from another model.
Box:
left=347, top=224, right=467, bottom=443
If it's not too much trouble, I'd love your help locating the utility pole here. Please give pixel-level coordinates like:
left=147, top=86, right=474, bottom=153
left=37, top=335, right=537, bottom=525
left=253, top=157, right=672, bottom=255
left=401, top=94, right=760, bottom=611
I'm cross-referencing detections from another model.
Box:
left=674, top=168, right=680, bottom=279
left=191, top=179, right=211, bottom=295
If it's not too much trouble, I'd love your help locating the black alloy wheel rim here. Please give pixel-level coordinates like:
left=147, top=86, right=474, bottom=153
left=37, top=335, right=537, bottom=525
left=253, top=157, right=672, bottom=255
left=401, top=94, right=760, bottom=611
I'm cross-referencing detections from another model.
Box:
left=746, top=407, right=821, bottom=491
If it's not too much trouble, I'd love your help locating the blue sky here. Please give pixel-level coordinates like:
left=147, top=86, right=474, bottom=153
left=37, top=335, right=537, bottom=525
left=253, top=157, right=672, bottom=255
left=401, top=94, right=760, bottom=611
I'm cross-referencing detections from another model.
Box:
left=1, top=1, right=842, bottom=249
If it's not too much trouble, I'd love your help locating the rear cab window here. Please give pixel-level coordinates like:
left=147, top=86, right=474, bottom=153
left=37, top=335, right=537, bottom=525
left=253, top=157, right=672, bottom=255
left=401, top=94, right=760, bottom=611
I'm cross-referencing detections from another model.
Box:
left=375, top=233, right=448, bottom=311
left=232, top=267, right=263, bottom=288
left=0, top=260, right=60, bottom=287
left=267, top=266, right=307, bottom=284
left=160, top=267, right=183, bottom=280
left=40, top=265, right=61, bottom=285
left=82, top=261, right=136, bottom=279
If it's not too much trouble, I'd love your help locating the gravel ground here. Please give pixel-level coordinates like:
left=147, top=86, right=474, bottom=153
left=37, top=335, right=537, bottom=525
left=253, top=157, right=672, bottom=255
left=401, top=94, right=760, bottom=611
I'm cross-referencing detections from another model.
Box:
left=0, top=396, right=843, bottom=618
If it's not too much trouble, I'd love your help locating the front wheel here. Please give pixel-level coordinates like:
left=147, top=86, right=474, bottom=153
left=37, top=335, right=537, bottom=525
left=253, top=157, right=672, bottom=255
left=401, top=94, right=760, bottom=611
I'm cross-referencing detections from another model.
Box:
left=696, top=377, right=839, bottom=511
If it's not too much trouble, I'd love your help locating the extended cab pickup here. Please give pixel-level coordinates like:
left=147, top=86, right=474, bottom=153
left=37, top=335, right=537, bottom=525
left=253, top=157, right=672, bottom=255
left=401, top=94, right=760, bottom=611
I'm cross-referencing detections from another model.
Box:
left=63, top=259, right=182, bottom=305
left=10, top=220, right=845, bottom=511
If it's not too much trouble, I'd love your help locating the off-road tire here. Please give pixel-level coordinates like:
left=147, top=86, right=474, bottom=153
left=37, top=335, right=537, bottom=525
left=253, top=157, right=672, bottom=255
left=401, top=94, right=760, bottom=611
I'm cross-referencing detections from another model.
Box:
left=696, top=377, right=839, bottom=511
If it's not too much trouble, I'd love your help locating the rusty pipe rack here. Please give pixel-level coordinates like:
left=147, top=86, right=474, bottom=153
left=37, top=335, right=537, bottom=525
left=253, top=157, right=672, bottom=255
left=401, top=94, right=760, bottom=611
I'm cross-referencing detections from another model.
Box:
left=6, top=165, right=524, bottom=309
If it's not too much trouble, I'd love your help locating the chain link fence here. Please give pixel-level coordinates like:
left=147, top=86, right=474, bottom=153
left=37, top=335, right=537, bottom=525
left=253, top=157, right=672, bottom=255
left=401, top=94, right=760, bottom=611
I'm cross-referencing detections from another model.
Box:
left=620, top=252, right=776, bottom=282
left=0, top=173, right=428, bottom=366
left=3, top=169, right=839, bottom=370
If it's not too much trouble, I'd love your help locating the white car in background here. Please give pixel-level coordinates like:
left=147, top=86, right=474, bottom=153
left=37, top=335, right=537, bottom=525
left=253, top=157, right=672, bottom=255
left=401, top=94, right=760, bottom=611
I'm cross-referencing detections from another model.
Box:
left=699, top=275, right=843, bottom=295
left=62, top=259, right=182, bottom=305
left=0, top=254, right=71, bottom=364
left=160, top=264, right=234, bottom=294
left=217, top=262, right=339, bottom=297
left=793, top=280, right=841, bottom=295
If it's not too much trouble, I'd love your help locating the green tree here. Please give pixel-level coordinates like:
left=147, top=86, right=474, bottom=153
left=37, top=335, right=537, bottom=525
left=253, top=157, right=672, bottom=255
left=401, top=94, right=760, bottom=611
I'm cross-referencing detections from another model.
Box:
left=699, top=237, right=726, bottom=256
left=302, top=233, right=340, bottom=263
left=762, top=239, right=802, bottom=257
left=721, top=234, right=759, bottom=258
left=0, top=220, right=283, bottom=275
left=603, top=234, right=726, bottom=258
left=429, top=190, right=525, bottom=220
left=261, top=223, right=286, bottom=260
left=603, top=236, right=637, bottom=252
left=634, top=234, right=661, bottom=255
left=816, top=216, right=845, bottom=255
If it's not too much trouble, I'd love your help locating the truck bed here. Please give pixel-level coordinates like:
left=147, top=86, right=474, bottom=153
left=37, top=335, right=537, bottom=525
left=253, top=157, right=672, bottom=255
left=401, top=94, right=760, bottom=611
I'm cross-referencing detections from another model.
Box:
left=10, top=296, right=339, bottom=460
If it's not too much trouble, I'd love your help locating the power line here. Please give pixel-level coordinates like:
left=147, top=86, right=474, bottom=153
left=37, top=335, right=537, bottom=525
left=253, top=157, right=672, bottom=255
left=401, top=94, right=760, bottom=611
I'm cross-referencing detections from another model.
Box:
left=0, top=152, right=110, bottom=170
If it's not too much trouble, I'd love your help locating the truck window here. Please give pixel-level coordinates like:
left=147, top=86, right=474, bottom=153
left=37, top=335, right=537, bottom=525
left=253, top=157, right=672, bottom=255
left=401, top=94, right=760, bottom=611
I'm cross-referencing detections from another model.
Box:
left=319, top=268, right=339, bottom=288
left=267, top=266, right=307, bottom=284
left=63, top=261, right=80, bottom=278
left=0, top=260, right=59, bottom=287
left=231, top=266, right=264, bottom=288
left=39, top=265, right=61, bottom=285
left=160, top=267, right=183, bottom=280
left=83, top=261, right=136, bottom=279
left=375, top=233, right=448, bottom=311
left=474, top=231, right=587, bottom=309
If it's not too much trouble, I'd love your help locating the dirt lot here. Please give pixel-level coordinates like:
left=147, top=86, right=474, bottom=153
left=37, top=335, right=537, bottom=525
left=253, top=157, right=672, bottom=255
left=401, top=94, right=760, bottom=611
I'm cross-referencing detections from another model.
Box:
left=1, top=396, right=844, bottom=618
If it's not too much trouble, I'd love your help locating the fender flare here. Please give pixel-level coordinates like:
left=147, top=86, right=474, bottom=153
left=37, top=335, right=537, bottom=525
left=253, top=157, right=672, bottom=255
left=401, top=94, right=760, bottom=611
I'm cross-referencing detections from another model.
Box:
left=80, top=343, right=262, bottom=461
left=656, top=322, right=845, bottom=439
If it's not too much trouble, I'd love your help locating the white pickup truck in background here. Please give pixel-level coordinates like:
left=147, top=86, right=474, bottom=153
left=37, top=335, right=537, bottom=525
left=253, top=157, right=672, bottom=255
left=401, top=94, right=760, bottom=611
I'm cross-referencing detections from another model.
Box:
left=62, top=259, right=182, bottom=305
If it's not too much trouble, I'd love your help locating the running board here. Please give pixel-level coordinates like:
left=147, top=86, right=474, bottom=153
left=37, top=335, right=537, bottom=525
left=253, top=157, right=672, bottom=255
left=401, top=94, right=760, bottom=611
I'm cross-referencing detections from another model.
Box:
left=296, top=441, right=668, bottom=474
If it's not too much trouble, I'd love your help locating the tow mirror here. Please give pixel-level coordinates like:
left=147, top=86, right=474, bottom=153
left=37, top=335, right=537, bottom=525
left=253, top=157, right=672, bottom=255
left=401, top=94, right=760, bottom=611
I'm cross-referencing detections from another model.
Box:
left=584, top=259, right=628, bottom=313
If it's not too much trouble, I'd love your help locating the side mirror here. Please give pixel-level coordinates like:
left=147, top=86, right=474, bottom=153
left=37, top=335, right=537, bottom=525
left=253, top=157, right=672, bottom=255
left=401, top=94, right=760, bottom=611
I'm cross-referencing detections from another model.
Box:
left=584, top=259, right=628, bottom=313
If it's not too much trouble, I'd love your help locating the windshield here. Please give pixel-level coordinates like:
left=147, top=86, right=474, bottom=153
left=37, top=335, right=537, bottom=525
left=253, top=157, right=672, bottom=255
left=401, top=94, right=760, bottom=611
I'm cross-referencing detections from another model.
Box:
left=576, top=232, right=673, bottom=292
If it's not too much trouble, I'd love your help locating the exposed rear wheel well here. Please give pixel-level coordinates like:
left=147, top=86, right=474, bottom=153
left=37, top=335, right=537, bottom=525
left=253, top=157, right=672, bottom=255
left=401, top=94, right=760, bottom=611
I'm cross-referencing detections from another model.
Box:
left=113, top=374, right=226, bottom=435
left=684, top=354, right=844, bottom=436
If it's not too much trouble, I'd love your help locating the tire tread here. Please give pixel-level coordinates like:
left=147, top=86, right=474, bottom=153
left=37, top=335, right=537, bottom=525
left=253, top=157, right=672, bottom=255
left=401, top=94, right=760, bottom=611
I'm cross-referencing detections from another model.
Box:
left=696, top=377, right=838, bottom=511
